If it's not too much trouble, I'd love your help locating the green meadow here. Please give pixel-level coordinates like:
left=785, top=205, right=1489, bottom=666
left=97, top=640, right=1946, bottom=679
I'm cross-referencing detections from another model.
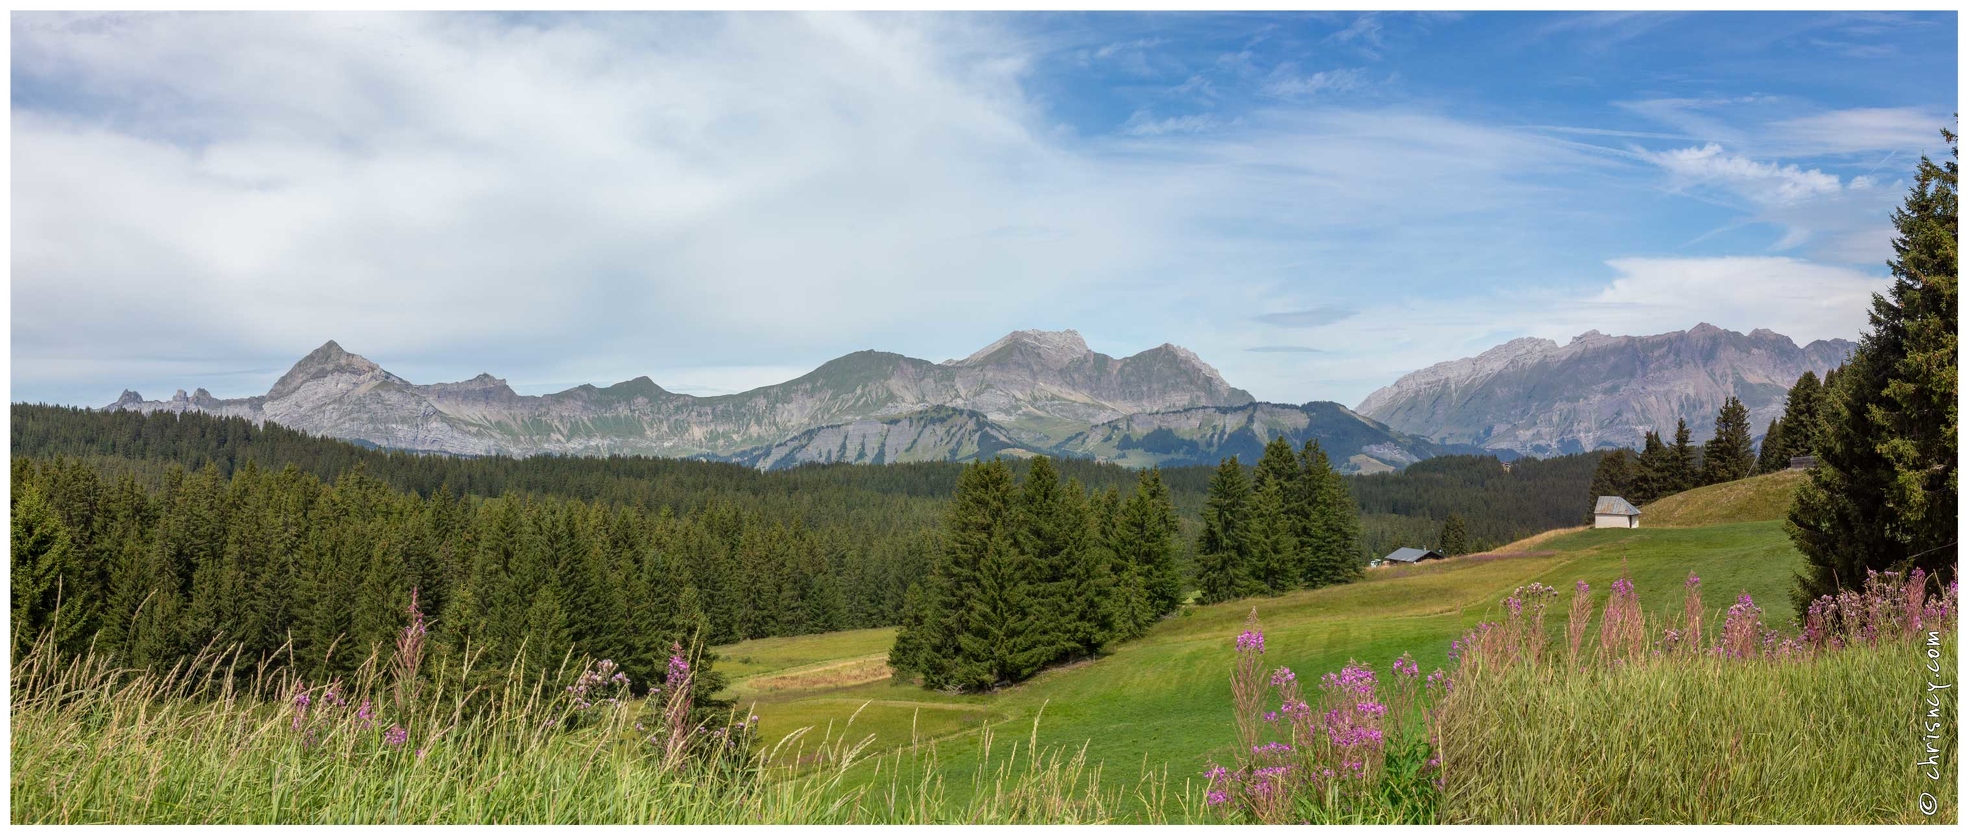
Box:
left=718, top=517, right=1812, bottom=814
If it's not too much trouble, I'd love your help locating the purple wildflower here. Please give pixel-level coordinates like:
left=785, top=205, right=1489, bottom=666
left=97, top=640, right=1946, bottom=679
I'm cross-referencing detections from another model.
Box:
left=1236, top=630, right=1265, bottom=653
left=384, top=725, right=409, bottom=747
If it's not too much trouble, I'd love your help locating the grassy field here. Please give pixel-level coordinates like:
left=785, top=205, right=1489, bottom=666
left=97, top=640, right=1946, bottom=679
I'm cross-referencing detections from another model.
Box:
left=1642, top=468, right=1806, bottom=527
left=28, top=478, right=1930, bottom=824
left=718, top=519, right=1812, bottom=815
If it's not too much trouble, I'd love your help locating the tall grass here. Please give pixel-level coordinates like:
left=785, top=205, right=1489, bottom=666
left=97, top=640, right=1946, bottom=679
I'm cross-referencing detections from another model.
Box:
left=10, top=637, right=1202, bottom=824
left=1436, top=569, right=1959, bottom=824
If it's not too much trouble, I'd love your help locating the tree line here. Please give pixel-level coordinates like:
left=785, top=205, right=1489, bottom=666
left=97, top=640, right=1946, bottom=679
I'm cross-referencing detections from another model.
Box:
left=1192, top=437, right=1364, bottom=603
left=887, top=457, right=1183, bottom=690
left=1586, top=395, right=1762, bottom=508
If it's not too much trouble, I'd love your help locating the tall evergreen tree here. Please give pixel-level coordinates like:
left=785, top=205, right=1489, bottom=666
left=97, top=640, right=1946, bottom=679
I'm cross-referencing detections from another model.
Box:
left=1667, top=420, right=1699, bottom=494
left=942, top=460, right=1048, bottom=690
left=1244, top=479, right=1299, bottom=594
left=1116, top=468, right=1184, bottom=618
left=1757, top=418, right=1789, bottom=474
left=1790, top=128, right=1958, bottom=609
left=1700, top=397, right=1756, bottom=485
left=1300, top=442, right=1364, bottom=588
left=1438, top=513, right=1470, bottom=556
left=1194, top=457, right=1256, bottom=604
left=1631, top=431, right=1668, bottom=504
left=1776, top=370, right=1826, bottom=461
left=11, top=485, right=79, bottom=657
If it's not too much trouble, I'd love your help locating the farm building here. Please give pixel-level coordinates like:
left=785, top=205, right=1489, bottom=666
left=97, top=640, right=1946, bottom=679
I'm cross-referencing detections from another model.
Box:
left=1594, top=496, right=1642, bottom=529
left=1380, top=547, right=1446, bottom=566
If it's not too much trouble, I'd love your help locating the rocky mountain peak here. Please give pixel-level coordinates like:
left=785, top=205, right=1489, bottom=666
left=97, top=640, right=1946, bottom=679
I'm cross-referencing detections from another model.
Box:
left=957, top=329, right=1092, bottom=367
left=267, top=340, right=388, bottom=400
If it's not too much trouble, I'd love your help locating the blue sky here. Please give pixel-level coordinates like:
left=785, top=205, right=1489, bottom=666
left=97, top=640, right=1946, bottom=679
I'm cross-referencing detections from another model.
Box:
left=11, top=11, right=1958, bottom=408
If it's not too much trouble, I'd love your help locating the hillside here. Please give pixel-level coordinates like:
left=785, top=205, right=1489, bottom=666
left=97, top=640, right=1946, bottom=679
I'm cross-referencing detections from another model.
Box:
left=1356, top=324, right=1854, bottom=455
left=715, top=519, right=1809, bottom=814
left=1641, top=468, right=1808, bottom=528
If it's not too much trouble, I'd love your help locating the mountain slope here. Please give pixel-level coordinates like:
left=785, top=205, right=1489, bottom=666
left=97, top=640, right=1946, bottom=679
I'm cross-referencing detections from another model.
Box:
left=1053, top=401, right=1471, bottom=473
left=104, top=331, right=1255, bottom=460
left=1355, top=324, right=1855, bottom=455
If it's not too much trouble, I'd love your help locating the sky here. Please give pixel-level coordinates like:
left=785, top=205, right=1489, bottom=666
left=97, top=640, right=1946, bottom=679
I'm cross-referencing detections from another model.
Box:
left=11, top=11, right=1959, bottom=408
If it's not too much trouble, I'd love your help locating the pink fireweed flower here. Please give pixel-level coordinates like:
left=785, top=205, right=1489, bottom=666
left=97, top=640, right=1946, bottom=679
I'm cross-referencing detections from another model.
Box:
left=667, top=653, right=691, bottom=684
left=1252, top=741, right=1292, bottom=755
left=1236, top=630, right=1265, bottom=653
left=384, top=725, right=409, bottom=747
left=1391, top=653, right=1420, bottom=679
left=1575, top=579, right=1589, bottom=594
left=1262, top=711, right=1278, bottom=723
left=1204, top=764, right=1229, bottom=784
left=1206, top=790, right=1229, bottom=806
left=1270, top=667, right=1296, bottom=686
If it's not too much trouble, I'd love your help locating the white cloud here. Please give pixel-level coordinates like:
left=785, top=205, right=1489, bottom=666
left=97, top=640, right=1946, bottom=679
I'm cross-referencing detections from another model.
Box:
left=1766, top=107, right=1952, bottom=156
left=1640, top=143, right=1842, bottom=205
left=1261, top=66, right=1369, bottom=98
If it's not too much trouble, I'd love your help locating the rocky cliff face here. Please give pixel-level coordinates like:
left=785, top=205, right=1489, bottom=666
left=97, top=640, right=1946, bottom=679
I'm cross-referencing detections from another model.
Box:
left=1354, top=324, right=1856, bottom=455
left=1054, top=401, right=1471, bottom=473
left=105, top=331, right=1256, bottom=461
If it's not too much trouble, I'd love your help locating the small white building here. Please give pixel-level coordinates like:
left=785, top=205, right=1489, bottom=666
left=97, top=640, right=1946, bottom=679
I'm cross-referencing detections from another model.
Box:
left=1594, top=496, right=1642, bottom=529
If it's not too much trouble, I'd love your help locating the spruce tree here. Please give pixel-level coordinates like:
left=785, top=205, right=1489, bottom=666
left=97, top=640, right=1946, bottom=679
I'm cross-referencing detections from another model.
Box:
left=1667, top=420, right=1698, bottom=494
left=1756, top=418, right=1789, bottom=474
left=1116, top=468, right=1184, bottom=618
left=1776, top=370, right=1826, bottom=461
left=1244, top=479, right=1298, bottom=594
left=1195, top=457, right=1256, bottom=604
left=1790, top=128, right=1957, bottom=608
left=1439, top=513, right=1469, bottom=556
left=942, top=460, right=1046, bottom=690
left=1300, top=442, right=1364, bottom=587
left=1700, top=397, right=1756, bottom=485
left=11, top=485, right=78, bottom=657
left=1631, top=431, right=1668, bottom=504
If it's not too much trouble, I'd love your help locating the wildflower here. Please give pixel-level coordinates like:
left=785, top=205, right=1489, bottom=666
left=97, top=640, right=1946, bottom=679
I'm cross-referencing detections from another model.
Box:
left=1206, top=790, right=1229, bottom=806
left=356, top=700, right=375, bottom=729
left=1204, top=763, right=1229, bottom=784
left=1270, top=666, right=1296, bottom=686
left=1575, top=579, right=1589, bottom=594
left=668, top=653, right=691, bottom=684
left=1391, top=653, right=1419, bottom=679
left=1236, top=630, right=1265, bottom=653
left=1252, top=741, right=1292, bottom=755
left=385, top=725, right=409, bottom=747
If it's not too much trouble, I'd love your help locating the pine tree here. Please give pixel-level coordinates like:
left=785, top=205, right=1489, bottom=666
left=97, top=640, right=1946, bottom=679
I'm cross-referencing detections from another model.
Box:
left=1776, top=370, right=1826, bottom=461
left=940, top=460, right=1047, bottom=690
left=1756, top=418, right=1789, bottom=474
left=1244, top=479, right=1299, bottom=593
left=1790, top=128, right=1957, bottom=608
left=1116, top=468, right=1184, bottom=617
left=1438, top=513, right=1469, bottom=556
left=1700, top=397, right=1756, bottom=485
left=11, top=485, right=79, bottom=657
left=1667, top=420, right=1698, bottom=494
left=1300, top=442, right=1364, bottom=588
left=1630, top=431, right=1668, bottom=504
left=1195, top=457, right=1256, bottom=604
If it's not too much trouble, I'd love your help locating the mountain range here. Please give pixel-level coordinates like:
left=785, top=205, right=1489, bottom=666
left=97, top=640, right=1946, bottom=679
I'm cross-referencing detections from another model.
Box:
left=101, top=323, right=1852, bottom=469
left=105, top=331, right=1452, bottom=472
left=1354, top=323, right=1856, bottom=455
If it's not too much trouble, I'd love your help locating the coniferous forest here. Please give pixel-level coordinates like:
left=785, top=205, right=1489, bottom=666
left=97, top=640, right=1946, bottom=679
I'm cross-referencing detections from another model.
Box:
left=12, top=402, right=1607, bottom=697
